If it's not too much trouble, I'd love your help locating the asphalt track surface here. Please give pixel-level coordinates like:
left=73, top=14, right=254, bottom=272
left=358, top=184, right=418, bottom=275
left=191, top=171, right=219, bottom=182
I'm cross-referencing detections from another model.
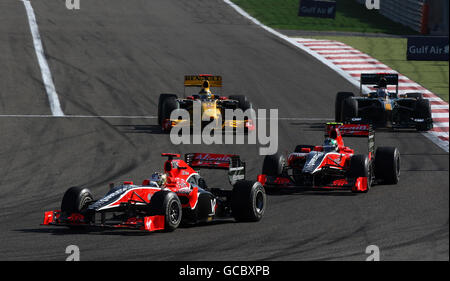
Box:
left=0, top=0, right=448, bottom=260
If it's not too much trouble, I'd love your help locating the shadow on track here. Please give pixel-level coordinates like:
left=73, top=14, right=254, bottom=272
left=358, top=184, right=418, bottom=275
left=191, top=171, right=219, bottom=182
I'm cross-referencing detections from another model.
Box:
left=15, top=220, right=236, bottom=237
left=265, top=189, right=357, bottom=197
left=113, top=124, right=166, bottom=135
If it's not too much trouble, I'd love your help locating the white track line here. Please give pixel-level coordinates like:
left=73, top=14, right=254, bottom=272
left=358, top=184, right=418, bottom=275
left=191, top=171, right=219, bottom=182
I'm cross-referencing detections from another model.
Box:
left=0, top=114, right=333, bottom=121
left=22, top=0, right=64, bottom=116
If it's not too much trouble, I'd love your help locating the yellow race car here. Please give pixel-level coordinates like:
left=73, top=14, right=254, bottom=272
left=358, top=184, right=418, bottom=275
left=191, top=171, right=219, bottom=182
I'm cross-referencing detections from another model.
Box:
left=158, top=74, right=255, bottom=132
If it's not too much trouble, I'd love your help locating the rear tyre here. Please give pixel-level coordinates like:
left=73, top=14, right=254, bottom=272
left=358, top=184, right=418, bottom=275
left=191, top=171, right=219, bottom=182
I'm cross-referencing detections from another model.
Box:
left=335, top=92, right=354, bottom=122
left=262, top=152, right=285, bottom=176
left=414, top=99, right=433, bottom=131
left=61, top=186, right=94, bottom=215
left=341, top=97, right=358, bottom=122
left=158, top=94, right=178, bottom=125
left=374, top=147, right=400, bottom=184
left=149, top=190, right=182, bottom=232
left=231, top=181, right=266, bottom=222
left=349, top=154, right=371, bottom=193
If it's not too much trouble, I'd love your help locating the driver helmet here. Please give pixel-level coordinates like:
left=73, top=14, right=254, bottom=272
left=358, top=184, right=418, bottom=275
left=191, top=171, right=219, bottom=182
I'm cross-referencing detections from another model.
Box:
left=150, top=172, right=167, bottom=187
left=378, top=77, right=388, bottom=88
left=199, top=88, right=212, bottom=99
left=376, top=77, right=389, bottom=98
left=323, top=138, right=338, bottom=152
left=376, top=87, right=388, bottom=99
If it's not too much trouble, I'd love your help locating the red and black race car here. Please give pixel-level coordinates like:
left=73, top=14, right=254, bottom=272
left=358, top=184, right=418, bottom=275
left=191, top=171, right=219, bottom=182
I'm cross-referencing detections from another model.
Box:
left=257, top=123, right=400, bottom=193
left=42, top=153, right=266, bottom=232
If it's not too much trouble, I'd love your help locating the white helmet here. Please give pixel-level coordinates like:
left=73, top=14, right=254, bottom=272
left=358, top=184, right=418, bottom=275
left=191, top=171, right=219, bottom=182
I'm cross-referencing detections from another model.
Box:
left=150, top=172, right=167, bottom=187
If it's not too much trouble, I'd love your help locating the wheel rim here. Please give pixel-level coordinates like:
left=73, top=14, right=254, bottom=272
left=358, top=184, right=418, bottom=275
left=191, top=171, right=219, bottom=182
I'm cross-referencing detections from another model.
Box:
left=396, top=154, right=401, bottom=179
left=255, top=191, right=265, bottom=214
left=169, top=201, right=181, bottom=224
left=79, top=195, right=92, bottom=211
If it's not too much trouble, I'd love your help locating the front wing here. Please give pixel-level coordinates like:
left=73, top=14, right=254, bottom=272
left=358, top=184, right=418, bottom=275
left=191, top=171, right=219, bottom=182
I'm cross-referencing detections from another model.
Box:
left=257, top=174, right=369, bottom=193
left=162, top=118, right=255, bottom=131
left=42, top=210, right=166, bottom=232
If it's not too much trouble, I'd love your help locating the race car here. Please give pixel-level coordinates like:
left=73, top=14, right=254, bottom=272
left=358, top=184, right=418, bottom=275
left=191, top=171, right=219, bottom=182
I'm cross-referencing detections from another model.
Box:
left=257, top=123, right=400, bottom=193
left=158, top=74, right=255, bottom=132
left=335, top=73, right=433, bottom=131
left=42, top=153, right=266, bottom=232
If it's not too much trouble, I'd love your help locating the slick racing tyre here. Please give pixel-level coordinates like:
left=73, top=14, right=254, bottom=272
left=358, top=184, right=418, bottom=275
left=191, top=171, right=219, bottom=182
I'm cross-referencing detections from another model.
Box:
left=158, top=94, right=178, bottom=125
left=262, top=152, right=285, bottom=176
left=341, top=97, right=358, bottom=122
left=349, top=154, right=371, bottom=193
left=231, top=180, right=266, bottom=222
left=229, top=95, right=252, bottom=111
left=61, top=186, right=94, bottom=215
left=161, top=96, right=179, bottom=131
left=414, top=99, right=433, bottom=131
left=149, top=190, right=182, bottom=232
left=335, top=92, right=354, bottom=122
left=374, top=147, right=400, bottom=184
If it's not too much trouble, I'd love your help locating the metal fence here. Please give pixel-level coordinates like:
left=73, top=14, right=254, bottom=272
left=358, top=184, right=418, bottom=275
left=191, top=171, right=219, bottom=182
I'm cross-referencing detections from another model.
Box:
left=356, top=0, right=425, bottom=33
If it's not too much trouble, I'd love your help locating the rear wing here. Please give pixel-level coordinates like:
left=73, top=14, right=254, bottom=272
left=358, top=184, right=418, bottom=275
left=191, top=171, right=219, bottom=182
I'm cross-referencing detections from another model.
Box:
left=185, top=153, right=245, bottom=185
left=325, top=123, right=375, bottom=155
left=184, top=74, right=222, bottom=87
left=360, top=73, right=398, bottom=95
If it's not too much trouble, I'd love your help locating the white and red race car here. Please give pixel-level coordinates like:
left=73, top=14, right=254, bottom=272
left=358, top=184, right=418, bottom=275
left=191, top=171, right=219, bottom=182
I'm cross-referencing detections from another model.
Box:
left=42, top=153, right=266, bottom=232
left=257, top=123, right=400, bottom=193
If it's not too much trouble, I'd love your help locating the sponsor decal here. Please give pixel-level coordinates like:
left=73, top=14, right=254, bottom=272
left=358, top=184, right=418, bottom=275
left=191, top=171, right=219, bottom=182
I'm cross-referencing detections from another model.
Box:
left=407, top=36, right=449, bottom=61
left=145, top=217, right=152, bottom=230
left=210, top=199, right=217, bottom=215
left=303, top=151, right=324, bottom=173
left=194, top=153, right=231, bottom=163
left=298, top=0, right=336, bottom=19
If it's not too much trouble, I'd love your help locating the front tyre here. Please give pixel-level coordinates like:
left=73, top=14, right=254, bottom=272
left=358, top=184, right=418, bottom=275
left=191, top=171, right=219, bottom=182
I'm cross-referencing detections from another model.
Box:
left=149, top=191, right=182, bottom=232
left=231, top=181, right=266, bottom=222
left=61, top=186, right=94, bottom=215
left=161, top=96, right=180, bottom=132
left=349, top=154, right=371, bottom=193
left=158, top=94, right=178, bottom=125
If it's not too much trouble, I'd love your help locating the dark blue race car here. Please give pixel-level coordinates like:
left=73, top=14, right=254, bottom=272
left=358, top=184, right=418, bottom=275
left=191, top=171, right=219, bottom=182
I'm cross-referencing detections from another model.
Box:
left=335, top=73, right=433, bottom=131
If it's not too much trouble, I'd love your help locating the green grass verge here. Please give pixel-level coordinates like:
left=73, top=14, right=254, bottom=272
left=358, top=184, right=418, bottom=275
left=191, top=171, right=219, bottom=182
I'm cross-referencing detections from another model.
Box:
left=309, top=36, right=449, bottom=102
left=232, top=0, right=418, bottom=35
left=231, top=0, right=448, bottom=102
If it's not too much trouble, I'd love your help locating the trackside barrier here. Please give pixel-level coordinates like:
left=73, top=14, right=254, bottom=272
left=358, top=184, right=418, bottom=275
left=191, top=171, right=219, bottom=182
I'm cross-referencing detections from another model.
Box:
left=356, top=0, right=426, bottom=33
